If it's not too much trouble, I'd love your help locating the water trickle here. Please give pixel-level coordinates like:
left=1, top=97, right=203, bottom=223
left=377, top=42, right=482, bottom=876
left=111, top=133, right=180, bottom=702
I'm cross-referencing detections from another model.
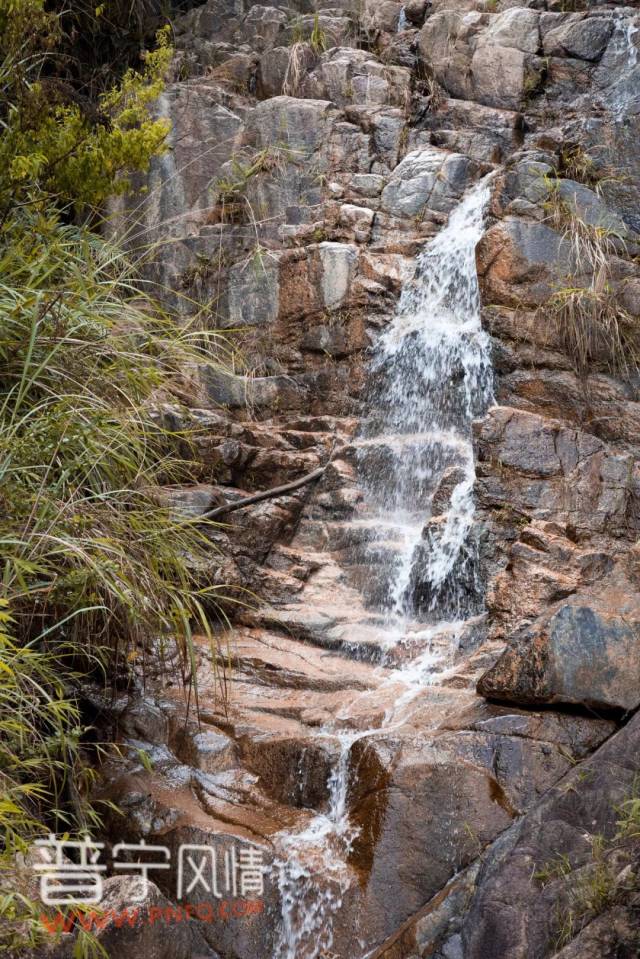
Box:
left=605, top=14, right=640, bottom=120
left=397, top=6, right=409, bottom=32
left=274, top=733, right=360, bottom=959
left=274, top=178, right=493, bottom=958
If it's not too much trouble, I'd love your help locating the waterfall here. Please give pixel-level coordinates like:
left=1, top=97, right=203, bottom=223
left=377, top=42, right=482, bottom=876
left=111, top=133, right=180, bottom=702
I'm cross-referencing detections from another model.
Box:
left=274, top=178, right=493, bottom=958
left=358, top=178, right=493, bottom=642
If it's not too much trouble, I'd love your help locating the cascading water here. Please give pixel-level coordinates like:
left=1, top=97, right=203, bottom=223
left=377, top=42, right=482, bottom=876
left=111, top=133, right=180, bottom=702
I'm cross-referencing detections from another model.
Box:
left=274, top=177, right=493, bottom=958
left=358, top=178, right=493, bottom=640
left=273, top=733, right=360, bottom=959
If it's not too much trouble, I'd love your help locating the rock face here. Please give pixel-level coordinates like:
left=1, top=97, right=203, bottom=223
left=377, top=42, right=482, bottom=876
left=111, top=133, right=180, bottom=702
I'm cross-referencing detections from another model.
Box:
left=61, top=878, right=219, bottom=959
left=373, top=712, right=640, bottom=959
left=478, top=586, right=640, bottom=712
left=100, top=1, right=640, bottom=957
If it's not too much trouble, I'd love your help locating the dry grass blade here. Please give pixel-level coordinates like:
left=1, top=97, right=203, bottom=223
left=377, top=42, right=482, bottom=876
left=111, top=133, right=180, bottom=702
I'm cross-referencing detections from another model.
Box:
left=540, top=185, right=640, bottom=379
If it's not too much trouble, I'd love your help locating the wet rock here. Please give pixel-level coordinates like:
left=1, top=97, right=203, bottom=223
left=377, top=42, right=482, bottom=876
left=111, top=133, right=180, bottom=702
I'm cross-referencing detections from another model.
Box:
left=431, top=466, right=469, bottom=516
left=241, top=734, right=339, bottom=809
left=114, top=697, right=171, bottom=746
left=381, top=148, right=477, bottom=217
left=172, top=723, right=238, bottom=774
left=371, top=863, right=481, bottom=959
left=345, top=710, right=598, bottom=949
left=378, top=28, right=420, bottom=70
left=111, top=83, right=243, bottom=248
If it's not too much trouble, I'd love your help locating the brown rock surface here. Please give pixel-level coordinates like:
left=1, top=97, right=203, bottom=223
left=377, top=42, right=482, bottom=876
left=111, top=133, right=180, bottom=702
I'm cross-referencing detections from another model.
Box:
left=99, top=2, right=640, bottom=957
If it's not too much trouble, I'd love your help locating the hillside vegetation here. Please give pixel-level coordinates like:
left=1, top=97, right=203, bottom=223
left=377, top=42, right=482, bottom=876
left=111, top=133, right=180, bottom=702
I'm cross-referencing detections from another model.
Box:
left=0, top=3, right=224, bottom=950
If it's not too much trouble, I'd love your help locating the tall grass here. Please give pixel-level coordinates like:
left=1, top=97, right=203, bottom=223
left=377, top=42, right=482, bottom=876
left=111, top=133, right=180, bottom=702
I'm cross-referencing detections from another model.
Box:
left=0, top=208, right=233, bottom=950
left=1, top=211, right=229, bottom=654
left=540, top=187, right=639, bottom=377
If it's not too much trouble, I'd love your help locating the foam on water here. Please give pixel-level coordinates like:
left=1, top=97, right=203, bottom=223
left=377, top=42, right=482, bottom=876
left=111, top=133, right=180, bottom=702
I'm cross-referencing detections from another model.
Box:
left=273, top=732, right=361, bottom=959
left=397, top=6, right=409, bottom=31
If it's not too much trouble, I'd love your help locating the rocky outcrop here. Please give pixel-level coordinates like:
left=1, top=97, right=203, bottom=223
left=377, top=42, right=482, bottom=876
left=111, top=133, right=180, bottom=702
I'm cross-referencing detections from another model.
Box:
left=478, top=584, right=640, bottom=712
left=99, top=1, right=640, bottom=957
left=373, top=711, right=640, bottom=959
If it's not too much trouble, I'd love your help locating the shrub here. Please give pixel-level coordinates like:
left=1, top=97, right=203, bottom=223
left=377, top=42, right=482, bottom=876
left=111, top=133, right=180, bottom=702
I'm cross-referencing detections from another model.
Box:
left=0, top=210, right=230, bottom=669
left=0, top=1, right=173, bottom=213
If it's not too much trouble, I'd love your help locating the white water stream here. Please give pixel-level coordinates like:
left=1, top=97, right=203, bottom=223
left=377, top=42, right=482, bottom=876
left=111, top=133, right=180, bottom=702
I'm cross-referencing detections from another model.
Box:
left=274, top=179, right=493, bottom=958
left=604, top=13, right=639, bottom=120
left=360, top=178, right=493, bottom=638
left=397, top=6, right=409, bottom=32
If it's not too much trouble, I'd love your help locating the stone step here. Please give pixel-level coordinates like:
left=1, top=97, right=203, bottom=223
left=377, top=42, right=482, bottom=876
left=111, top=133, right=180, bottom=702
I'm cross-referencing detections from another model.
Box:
left=242, top=605, right=387, bottom=661
left=294, top=515, right=427, bottom=552
left=201, top=627, right=386, bottom=694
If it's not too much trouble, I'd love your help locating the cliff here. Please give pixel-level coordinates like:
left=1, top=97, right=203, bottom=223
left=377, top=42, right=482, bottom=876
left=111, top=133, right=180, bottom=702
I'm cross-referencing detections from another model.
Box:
left=89, top=3, right=640, bottom=958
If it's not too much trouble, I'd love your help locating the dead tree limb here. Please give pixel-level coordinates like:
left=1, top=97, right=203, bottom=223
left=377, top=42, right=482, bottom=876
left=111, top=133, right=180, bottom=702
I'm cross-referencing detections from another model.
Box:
left=200, top=465, right=327, bottom=521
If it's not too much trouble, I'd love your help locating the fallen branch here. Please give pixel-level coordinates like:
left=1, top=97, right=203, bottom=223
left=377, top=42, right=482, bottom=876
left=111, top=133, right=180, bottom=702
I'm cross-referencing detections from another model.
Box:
left=200, top=465, right=327, bottom=521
